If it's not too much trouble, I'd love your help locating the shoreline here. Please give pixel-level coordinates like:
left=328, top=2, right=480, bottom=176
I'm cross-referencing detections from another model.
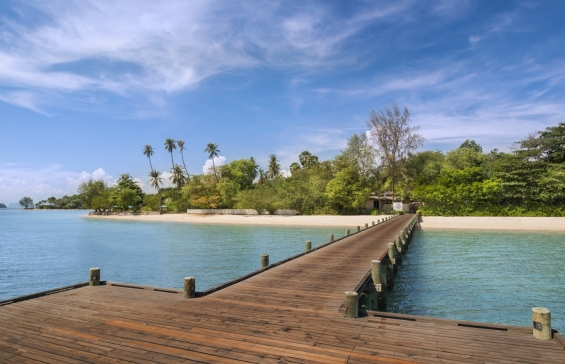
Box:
left=86, top=213, right=393, bottom=227
left=86, top=213, right=565, bottom=230
left=419, top=216, right=565, bottom=231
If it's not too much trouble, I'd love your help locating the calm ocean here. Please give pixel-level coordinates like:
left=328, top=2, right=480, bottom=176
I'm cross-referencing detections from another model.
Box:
left=1, top=209, right=563, bottom=330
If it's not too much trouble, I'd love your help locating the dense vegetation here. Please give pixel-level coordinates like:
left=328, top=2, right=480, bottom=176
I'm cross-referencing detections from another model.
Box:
left=35, top=195, right=83, bottom=209
left=412, top=122, right=565, bottom=216
left=28, top=103, right=565, bottom=216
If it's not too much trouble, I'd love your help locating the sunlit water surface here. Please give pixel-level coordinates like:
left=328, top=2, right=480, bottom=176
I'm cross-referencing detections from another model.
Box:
left=1, top=210, right=563, bottom=330
left=388, top=228, right=565, bottom=330
left=0, top=210, right=339, bottom=299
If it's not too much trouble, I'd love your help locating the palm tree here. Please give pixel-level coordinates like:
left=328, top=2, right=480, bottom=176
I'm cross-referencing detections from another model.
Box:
left=268, top=154, right=280, bottom=179
left=164, top=138, right=177, bottom=169
left=250, top=156, right=259, bottom=172
left=257, top=168, right=266, bottom=185
left=170, top=164, right=187, bottom=189
left=177, top=140, right=188, bottom=177
left=143, top=144, right=155, bottom=172
left=204, top=143, right=220, bottom=183
left=148, top=170, right=163, bottom=192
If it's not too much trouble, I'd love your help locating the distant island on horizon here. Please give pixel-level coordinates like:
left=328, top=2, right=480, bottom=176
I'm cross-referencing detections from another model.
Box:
left=0, top=203, right=7, bottom=209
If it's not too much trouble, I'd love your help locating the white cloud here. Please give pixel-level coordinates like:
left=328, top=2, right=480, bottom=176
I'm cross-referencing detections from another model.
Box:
left=65, top=168, right=113, bottom=191
left=280, top=169, right=291, bottom=178
left=0, top=91, right=49, bottom=115
left=0, top=1, right=410, bottom=113
left=469, top=35, right=481, bottom=45
left=0, top=165, right=117, bottom=203
left=202, top=156, right=226, bottom=174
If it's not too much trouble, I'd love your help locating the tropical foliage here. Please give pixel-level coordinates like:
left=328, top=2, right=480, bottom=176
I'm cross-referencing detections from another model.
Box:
left=62, top=109, right=564, bottom=216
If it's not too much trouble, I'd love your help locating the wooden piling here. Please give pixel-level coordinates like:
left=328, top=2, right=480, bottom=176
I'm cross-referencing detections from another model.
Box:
left=386, top=264, right=394, bottom=290
left=388, top=243, right=398, bottom=273
left=305, top=241, right=312, bottom=252
left=371, top=260, right=387, bottom=309
left=396, top=234, right=405, bottom=256
left=346, top=229, right=350, bottom=236
left=261, top=254, right=269, bottom=268
left=329, top=234, right=334, bottom=242
left=532, top=307, right=552, bottom=340
left=365, top=223, right=368, bottom=229
left=372, top=221, right=375, bottom=226
left=344, top=291, right=359, bottom=318
left=89, top=268, right=100, bottom=286
left=183, top=277, right=195, bottom=299
left=357, top=226, right=361, bottom=232
left=400, top=231, right=408, bottom=251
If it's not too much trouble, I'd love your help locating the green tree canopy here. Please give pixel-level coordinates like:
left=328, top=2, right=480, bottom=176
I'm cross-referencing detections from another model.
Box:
left=19, top=196, right=34, bottom=209
left=220, top=158, right=258, bottom=191
left=78, top=179, right=108, bottom=210
left=299, top=151, right=319, bottom=168
left=325, top=167, right=371, bottom=214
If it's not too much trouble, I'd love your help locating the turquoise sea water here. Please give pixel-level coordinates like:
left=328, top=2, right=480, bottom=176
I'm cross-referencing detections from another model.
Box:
left=388, top=228, right=565, bottom=330
left=0, top=210, right=339, bottom=299
left=1, top=210, right=563, bottom=330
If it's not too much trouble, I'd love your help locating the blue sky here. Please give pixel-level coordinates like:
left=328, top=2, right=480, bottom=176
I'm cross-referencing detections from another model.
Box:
left=1, top=0, right=564, bottom=204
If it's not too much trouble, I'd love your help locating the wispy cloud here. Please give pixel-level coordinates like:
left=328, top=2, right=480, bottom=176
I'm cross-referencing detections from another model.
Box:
left=0, top=0, right=410, bottom=113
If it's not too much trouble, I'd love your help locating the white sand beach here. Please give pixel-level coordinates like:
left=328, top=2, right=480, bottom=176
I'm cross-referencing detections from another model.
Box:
left=87, top=213, right=565, bottom=231
left=87, top=213, right=394, bottom=227
left=419, top=216, right=565, bottom=231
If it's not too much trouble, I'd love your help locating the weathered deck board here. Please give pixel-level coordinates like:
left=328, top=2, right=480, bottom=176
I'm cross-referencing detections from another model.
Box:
left=1, top=214, right=563, bottom=363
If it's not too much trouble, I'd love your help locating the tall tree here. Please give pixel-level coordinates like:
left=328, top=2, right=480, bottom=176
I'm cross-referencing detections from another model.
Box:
left=204, top=143, right=220, bottom=183
left=299, top=151, right=319, bottom=168
left=164, top=138, right=177, bottom=169
left=148, top=170, right=163, bottom=192
left=170, top=164, right=187, bottom=189
left=177, top=140, right=189, bottom=176
left=78, top=179, right=108, bottom=210
left=268, top=154, right=281, bottom=179
left=257, top=168, right=267, bottom=184
left=143, top=144, right=155, bottom=172
left=290, top=162, right=301, bottom=174
left=220, top=158, right=259, bottom=191
left=110, top=174, right=145, bottom=211
left=368, top=103, right=425, bottom=201
left=339, top=133, right=378, bottom=184
left=19, top=196, right=34, bottom=209
left=518, top=122, right=565, bottom=163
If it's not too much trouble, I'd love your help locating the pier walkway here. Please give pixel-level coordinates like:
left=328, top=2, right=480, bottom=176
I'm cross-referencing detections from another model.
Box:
left=1, top=214, right=564, bottom=363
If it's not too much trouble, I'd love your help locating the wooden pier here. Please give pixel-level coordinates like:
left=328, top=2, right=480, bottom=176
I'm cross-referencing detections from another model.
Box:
left=1, top=214, right=564, bottom=363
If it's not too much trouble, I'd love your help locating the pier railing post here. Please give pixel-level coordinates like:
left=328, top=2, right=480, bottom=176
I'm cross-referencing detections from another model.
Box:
left=89, top=268, right=100, bottom=286
left=357, top=226, right=360, bottom=232
left=346, top=228, right=350, bottom=236
left=372, top=221, right=375, bottom=226
left=305, top=241, right=312, bottom=252
left=329, top=234, right=334, bottom=242
left=344, top=291, right=359, bottom=318
left=365, top=223, right=368, bottom=229
left=532, top=307, right=552, bottom=340
left=371, top=260, right=387, bottom=310
left=261, top=254, right=269, bottom=268
left=183, top=277, right=195, bottom=298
